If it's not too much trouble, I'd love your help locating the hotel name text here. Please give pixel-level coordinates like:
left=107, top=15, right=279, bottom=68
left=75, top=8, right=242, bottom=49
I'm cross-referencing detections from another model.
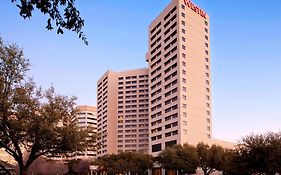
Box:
left=184, top=0, right=207, bottom=19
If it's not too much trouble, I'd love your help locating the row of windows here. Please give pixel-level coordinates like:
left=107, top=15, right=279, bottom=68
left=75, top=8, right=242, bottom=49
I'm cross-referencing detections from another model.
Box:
left=117, top=109, right=149, bottom=114
left=151, top=81, right=162, bottom=91
left=118, top=114, right=149, bottom=119
left=151, top=96, right=161, bottom=105
left=164, top=14, right=177, bottom=29
left=150, top=36, right=161, bottom=49
left=117, top=128, right=148, bottom=133
left=118, top=134, right=149, bottom=138
left=117, top=139, right=149, bottom=144
left=151, top=130, right=178, bottom=141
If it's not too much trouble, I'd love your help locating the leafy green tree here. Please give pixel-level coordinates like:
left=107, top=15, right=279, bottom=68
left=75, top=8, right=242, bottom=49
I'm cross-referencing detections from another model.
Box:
left=196, top=143, right=225, bottom=175
left=94, top=154, right=121, bottom=175
left=236, top=132, right=281, bottom=175
left=221, top=149, right=250, bottom=175
left=94, top=152, right=153, bottom=175
left=121, top=152, right=154, bottom=175
left=0, top=38, right=89, bottom=175
left=222, top=132, right=281, bottom=175
left=66, top=159, right=89, bottom=175
left=11, top=0, right=88, bottom=44
left=158, top=144, right=199, bottom=175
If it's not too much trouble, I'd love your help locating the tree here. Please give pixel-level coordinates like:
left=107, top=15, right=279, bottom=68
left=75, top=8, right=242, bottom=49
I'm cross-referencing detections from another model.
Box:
left=221, top=149, right=250, bottom=175
left=235, top=132, right=281, bottom=175
left=94, top=154, right=120, bottom=175
left=158, top=144, right=199, bottom=175
left=121, top=152, right=154, bottom=175
left=196, top=143, right=225, bottom=175
left=67, top=159, right=89, bottom=175
left=0, top=38, right=89, bottom=175
left=94, top=152, right=153, bottom=175
left=11, top=0, right=88, bottom=45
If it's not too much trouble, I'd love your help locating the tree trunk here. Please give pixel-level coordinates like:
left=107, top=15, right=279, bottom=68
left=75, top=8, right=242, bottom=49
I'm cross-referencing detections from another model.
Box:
left=202, top=168, right=209, bottom=175
left=19, top=165, right=29, bottom=175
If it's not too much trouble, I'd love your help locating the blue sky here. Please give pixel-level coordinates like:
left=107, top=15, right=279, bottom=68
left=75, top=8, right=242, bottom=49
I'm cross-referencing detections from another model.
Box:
left=0, top=0, right=280, bottom=142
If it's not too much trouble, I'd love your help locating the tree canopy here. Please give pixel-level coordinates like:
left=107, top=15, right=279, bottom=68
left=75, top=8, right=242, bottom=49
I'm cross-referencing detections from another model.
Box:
left=11, top=0, right=88, bottom=45
left=158, top=144, right=199, bottom=175
left=196, top=143, right=225, bottom=175
left=221, top=132, right=281, bottom=175
left=94, top=152, right=154, bottom=175
left=0, top=38, right=89, bottom=175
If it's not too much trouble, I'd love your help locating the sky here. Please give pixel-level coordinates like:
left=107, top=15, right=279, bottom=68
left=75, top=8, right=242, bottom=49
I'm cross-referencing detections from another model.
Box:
left=0, top=0, right=280, bottom=143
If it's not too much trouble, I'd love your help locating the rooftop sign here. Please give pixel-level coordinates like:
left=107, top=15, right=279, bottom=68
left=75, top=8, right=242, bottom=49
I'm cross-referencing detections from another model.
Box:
left=184, top=0, right=207, bottom=19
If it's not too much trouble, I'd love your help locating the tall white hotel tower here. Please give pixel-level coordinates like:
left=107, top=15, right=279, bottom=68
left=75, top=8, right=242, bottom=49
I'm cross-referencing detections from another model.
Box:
left=146, top=0, right=212, bottom=155
left=97, top=0, right=219, bottom=157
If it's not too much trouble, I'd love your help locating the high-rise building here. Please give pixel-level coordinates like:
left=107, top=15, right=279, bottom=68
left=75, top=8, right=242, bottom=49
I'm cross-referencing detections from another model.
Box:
left=97, top=69, right=149, bottom=157
left=96, top=0, right=234, bottom=158
left=146, top=0, right=212, bottom=155
left=72, top=105, right=98, bottom=160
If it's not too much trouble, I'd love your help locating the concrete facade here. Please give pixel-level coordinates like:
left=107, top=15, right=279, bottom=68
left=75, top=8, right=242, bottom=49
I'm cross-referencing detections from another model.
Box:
left=97, top=0, right=235, bottom=157
left=72, top=105, right=98, bottom=160
left=97, top=69, right=149, bottom=157
left=146, top=0, right=212, bottom=156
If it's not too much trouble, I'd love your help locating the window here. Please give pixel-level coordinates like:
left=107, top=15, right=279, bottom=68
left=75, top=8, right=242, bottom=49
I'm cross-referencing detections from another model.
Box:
left=207, top=126, right=211, bottom=131
left=207, top=111, right=210, bottom=115
left=182, top=78, right=186, bottom=83
left=182, top=53, right=186, bottom=58
left=182, top=13, right=185, bottom=18
left=205, top=28, right=208, bottom=33
left=206, top=73, right=209, bottom=77
left=205, top=58, right=209, bottom=62
left=181, top=4, right=185, bottom=9
left=206, top=95, right=210, bottom=100
left=205, top=43, right=209, bottom=48
left=206, top=88, right=210, bottom=92
left=152, top=143, right=162, bottom=152
left=183, top=95, right=187, bottom=100
left=205, top=50, right=209, bottom=55
left=182, top=70, right=186, bottom=75
left=205, top=35, right=209, bottom=40
left=182, top=45, right=186, bottom=50
left=183, top=87, right=186, bottom=92
left=182, top=37, right=186, bottom=42
left=206, top=103, right=210, bottom=107
left=205, top=21, right=208, bottom=26
left=182, top=20, right=185, bottom=26
left=182, top=29, right=186, bottom=34
left=183, top=121, right=187, bottom=125
left=206, top=80, right=209, bottom=85
left=183, top=104, right=187, bottom=108
left=183, top=129, right=187, bottom=134
left=206, top=65, right=209, bottom=70
left=165, top=140, right=177, bottom=148
left=207, top=118, right=211, bottom=123
left=183, top=112, right=187, bottom=117
left=182, top=61, right=186, bottom=66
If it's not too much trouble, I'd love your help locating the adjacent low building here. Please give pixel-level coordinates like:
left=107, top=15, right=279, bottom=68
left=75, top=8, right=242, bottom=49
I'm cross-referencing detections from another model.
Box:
left=97, top=69, right=150, bottom=157
left=72, top=105, right=98, bottom=160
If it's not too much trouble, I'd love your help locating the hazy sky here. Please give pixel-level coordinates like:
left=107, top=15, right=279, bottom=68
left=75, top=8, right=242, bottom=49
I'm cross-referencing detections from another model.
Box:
left=0, top=0, right=280, bottom=142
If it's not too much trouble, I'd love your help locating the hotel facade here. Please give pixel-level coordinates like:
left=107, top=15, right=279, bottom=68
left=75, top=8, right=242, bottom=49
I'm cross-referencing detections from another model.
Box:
left=97, top=0, right=231, bottom=157
left=97, top=69, right=150, bottom=157
left=146, top=0, right=212, bottom=156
